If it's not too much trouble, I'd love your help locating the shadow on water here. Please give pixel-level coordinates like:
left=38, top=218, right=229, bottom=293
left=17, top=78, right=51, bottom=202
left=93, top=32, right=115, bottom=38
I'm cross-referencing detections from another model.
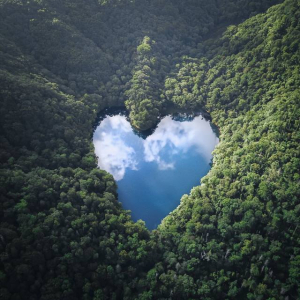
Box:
left=93, top=106, right=219, bottom=139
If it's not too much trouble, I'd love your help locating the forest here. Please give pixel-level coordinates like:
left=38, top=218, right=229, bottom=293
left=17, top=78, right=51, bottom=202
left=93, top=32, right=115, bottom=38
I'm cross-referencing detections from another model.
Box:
left=0, top=0, right=299, bottom=299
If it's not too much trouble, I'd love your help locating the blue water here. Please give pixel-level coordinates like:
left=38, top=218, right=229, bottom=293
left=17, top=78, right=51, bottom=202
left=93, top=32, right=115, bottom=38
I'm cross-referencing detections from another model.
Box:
left=93, top=111, right=219, bottom=229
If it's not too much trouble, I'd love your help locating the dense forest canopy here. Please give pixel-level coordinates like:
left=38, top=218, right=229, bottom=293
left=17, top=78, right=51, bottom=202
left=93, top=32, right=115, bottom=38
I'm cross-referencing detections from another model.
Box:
left=0, top=0, right=299, bottom=299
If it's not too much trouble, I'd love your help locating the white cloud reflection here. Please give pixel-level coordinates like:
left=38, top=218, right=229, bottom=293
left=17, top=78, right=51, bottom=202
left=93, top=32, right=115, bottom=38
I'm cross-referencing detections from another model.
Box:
left=93, top=114, right=219, bottom=181
left=93, top=116, right=138, bottom=181
left=143, top=116, right=218, bottom=170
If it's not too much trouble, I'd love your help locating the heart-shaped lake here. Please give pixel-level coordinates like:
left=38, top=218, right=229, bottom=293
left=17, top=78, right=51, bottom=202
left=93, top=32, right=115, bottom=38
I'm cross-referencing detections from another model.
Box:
left=93, top=110, right=219, bottom=229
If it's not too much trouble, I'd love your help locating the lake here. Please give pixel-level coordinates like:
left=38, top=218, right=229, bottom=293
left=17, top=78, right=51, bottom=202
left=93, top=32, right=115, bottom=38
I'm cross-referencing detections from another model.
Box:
left=93, top=109, right=219, bottom=229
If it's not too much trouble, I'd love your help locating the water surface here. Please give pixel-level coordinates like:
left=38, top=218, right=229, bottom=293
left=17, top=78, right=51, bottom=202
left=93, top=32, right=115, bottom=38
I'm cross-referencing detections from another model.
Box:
left=93, top=111, right=218, bottom=229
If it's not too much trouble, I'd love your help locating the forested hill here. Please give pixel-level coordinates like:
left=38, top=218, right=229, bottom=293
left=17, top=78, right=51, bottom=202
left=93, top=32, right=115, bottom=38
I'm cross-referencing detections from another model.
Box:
left=0, top=0, right=299, bottom=299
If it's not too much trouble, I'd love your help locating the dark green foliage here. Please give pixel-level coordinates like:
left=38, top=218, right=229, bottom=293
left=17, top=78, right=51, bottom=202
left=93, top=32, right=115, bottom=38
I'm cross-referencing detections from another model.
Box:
left=125, top=37, right=163, bottom=130
left=155, top=1, right=300, bottom=299
left=1, top=0, right=299, bottom=299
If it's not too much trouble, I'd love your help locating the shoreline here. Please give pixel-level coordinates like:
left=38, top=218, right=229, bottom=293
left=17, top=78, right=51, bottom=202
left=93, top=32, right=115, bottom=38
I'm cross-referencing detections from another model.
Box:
left=93, top=103, right=220, bottom=138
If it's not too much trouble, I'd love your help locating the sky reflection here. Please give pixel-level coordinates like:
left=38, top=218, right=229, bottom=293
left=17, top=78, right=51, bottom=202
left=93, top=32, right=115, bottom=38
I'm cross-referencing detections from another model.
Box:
left=93, top=116, right=139, bottom=181
left=93, top=112, right=219, bottom=229
left=93, top=114, right=218, bottom=181
left=143, top=116, right=217, bottom=171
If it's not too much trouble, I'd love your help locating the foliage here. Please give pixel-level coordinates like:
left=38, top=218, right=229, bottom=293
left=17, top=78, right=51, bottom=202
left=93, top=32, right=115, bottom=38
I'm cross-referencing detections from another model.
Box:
left=1, top=0, right=299, bottom=299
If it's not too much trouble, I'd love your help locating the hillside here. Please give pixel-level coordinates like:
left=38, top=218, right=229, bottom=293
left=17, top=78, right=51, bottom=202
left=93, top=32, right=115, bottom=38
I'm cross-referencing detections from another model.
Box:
left=0, top=0, right=299, bottom=299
